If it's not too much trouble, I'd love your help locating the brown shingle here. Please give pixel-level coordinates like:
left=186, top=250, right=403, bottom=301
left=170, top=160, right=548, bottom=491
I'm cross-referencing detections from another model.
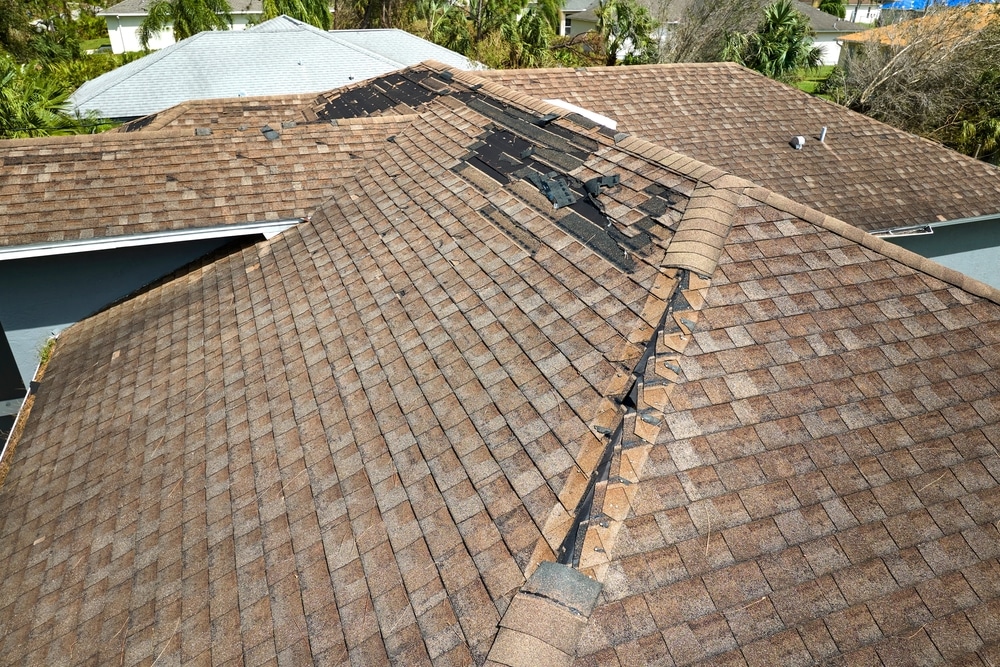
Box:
left=484, top=64, right=1000, bottom=232
left=4, top=62, right=1000, bottom=667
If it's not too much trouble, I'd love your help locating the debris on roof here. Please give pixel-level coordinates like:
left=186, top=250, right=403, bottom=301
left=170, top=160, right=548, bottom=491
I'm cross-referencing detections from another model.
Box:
left=482, top=63, right=1000, bottom=232
left=1, top=62, right=999, bottom=667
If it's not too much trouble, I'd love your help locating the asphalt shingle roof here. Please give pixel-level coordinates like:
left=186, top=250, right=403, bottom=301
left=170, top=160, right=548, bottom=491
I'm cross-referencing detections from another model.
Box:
left=0, top=115, right=412, bottom=248
left=794, top=1, right=867, bottom=32
left=1, top=62, right=999, bottom=666
left=481, top=63, right=1000, bottom=232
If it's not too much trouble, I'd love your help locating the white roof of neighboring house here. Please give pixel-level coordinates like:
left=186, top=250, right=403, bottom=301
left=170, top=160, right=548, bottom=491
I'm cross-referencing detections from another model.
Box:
left=563, top=0, right=598, bottom=13
left=70, top=16, right=479, bottom=119
left=331, top=28, right=486, bottom=65
left=99, top=0, right=262, bottom=15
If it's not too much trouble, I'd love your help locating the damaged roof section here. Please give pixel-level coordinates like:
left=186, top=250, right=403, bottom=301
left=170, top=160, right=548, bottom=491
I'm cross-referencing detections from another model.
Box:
left=0, top=62, right=719, bottom=665
left=483, top=63, right=1000, bottom=232
left=1, top=62, right=999, bottom=667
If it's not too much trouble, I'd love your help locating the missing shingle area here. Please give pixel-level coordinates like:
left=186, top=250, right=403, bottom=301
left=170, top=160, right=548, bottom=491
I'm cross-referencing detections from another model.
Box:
left=314, top=70, right=447, bottom=119
left=120, top=113, right=158, bottom=132
left=639, top=183, right=683, bottom=219
left=556, top=211, right=635, bottom=273
left=478, top=204, right=541, bottom=254
left=450, top=121, right=653, bottom=273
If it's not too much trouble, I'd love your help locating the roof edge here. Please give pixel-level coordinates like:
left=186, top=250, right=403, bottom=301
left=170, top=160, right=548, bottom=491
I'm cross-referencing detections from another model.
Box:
left=605, top=128, right=1000, bottom=305
left=746, top=185, right=1000, bottom=305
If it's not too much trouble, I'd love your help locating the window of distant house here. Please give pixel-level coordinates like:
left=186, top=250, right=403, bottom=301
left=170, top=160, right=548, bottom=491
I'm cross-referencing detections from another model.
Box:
left=563, top=17, right=572, bottom=35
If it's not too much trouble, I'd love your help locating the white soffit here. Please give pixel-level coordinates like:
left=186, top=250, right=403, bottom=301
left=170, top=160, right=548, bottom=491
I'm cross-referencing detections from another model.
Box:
left=0, top=219, right=299, bottom=261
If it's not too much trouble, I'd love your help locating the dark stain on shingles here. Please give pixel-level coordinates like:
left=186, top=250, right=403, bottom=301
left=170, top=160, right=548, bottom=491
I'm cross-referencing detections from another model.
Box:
left=119, top=113, right=158, bottom=133
left=478, top=204, right=540, bottom=255
left=556, top=210, right=635, bottom=273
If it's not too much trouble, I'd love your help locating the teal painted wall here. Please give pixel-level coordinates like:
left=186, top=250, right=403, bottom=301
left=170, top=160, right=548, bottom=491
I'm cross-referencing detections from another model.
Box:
left=0, top=239, right=234, bottom=389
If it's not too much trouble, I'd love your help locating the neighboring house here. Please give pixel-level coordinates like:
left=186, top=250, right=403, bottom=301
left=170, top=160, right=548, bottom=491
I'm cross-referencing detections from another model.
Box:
left=795, top=1, right=869, bottom=64
left=3, top=61, right=1000, bottom=667
left=882, top=0, right=995, bottom=8
left=99, top=0, right=263, bottom=53
left=484, top=63, right=1000, bottom=288
left=559, top=0, right=599, bottom=36
left=70, top=16, right=478, bottom=120
left=847, top=0, right=882, bottom=23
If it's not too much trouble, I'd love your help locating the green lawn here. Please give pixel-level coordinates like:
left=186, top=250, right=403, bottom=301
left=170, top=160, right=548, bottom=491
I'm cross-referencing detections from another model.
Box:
left=81, top=37, right=111, bottom=52
left=796, top=65, right=835, bottom=97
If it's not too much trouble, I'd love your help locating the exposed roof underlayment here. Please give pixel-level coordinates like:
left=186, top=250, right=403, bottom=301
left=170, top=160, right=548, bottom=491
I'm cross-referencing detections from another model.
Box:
left=1, top=62, right=999, bottom=666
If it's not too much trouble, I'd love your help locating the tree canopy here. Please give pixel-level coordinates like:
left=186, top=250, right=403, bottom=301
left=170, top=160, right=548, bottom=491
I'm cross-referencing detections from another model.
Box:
left=139, top=0, right=233, bottom=48
left=722, top=0, right=821, bottom=81
left=411, top=0, right=557, bottom=68
left=0, top=0, right=32, bottom=59
left=819, top=0, right=846, bottom=19
left=662, top=0, right=767, bottom=63
left=831, top=4, right=1000, bottom=163
left=0, top=55, right=113, bottom=138
left=596, top=0, right=660, bottom=66
left=260, top=0, right=331, bottom=28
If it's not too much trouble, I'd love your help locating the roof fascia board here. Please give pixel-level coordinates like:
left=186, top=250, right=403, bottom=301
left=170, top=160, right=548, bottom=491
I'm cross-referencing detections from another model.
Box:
left=879, top=211, right=1000, bottom=234
left=0, top=219, right=299, bottom=261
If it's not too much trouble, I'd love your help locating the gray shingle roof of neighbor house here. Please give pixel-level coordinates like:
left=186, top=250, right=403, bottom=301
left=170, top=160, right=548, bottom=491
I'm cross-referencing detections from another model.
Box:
left=481, top=63, right=1000, bottom=233
left=2, top=61, right=1000, bottom=666
left=794, top=1, right=867, bottom=32
left=99, top=0, right=261, bottom=15
left=69, top=16, right=478, bottom=120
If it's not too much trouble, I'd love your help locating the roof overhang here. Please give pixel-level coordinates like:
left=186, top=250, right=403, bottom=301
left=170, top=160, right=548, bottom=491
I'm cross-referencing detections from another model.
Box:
left=0, top=219, right=299, bottom=262
left=872, top=211, right=1000, bottom=238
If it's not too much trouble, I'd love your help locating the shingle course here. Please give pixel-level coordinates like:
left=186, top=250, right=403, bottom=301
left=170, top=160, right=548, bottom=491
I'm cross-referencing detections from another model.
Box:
left=0, top=117, right=413, bottom=248
left=484, top=64, right=1000, bottom=232
left=2, top=63, right=1000, bottom=667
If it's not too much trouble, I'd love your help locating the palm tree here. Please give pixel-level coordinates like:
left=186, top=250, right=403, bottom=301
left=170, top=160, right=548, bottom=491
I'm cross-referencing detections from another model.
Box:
left=0, top=56, right=111, bottom=138
left=596, top=0, right=659, bottom=66
left=723, top=0, right=822, bottom=81
left=138, top=0, right=233, bottom=49
left=818, top=0, right=846, bottom=19
left=260, top=0, right=331, bottom=29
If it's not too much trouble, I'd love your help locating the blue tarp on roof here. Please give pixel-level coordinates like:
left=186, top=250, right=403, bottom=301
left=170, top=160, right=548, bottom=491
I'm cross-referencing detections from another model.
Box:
left=882, top=0, right=993, bottom=8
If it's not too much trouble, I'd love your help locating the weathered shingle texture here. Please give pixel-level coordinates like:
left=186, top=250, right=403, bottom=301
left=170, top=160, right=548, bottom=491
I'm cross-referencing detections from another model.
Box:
left=482, top=63, right=1000, bottom=232
left=1, top=63, right=999, bottom=667
left=0, top=116, right=411, bottom=248
left=575, top=187, right=1000, bottom=666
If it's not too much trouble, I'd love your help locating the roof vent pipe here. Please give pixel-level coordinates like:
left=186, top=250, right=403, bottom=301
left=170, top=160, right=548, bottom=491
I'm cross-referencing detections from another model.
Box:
left=820, top=127, right=828, bottom=143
